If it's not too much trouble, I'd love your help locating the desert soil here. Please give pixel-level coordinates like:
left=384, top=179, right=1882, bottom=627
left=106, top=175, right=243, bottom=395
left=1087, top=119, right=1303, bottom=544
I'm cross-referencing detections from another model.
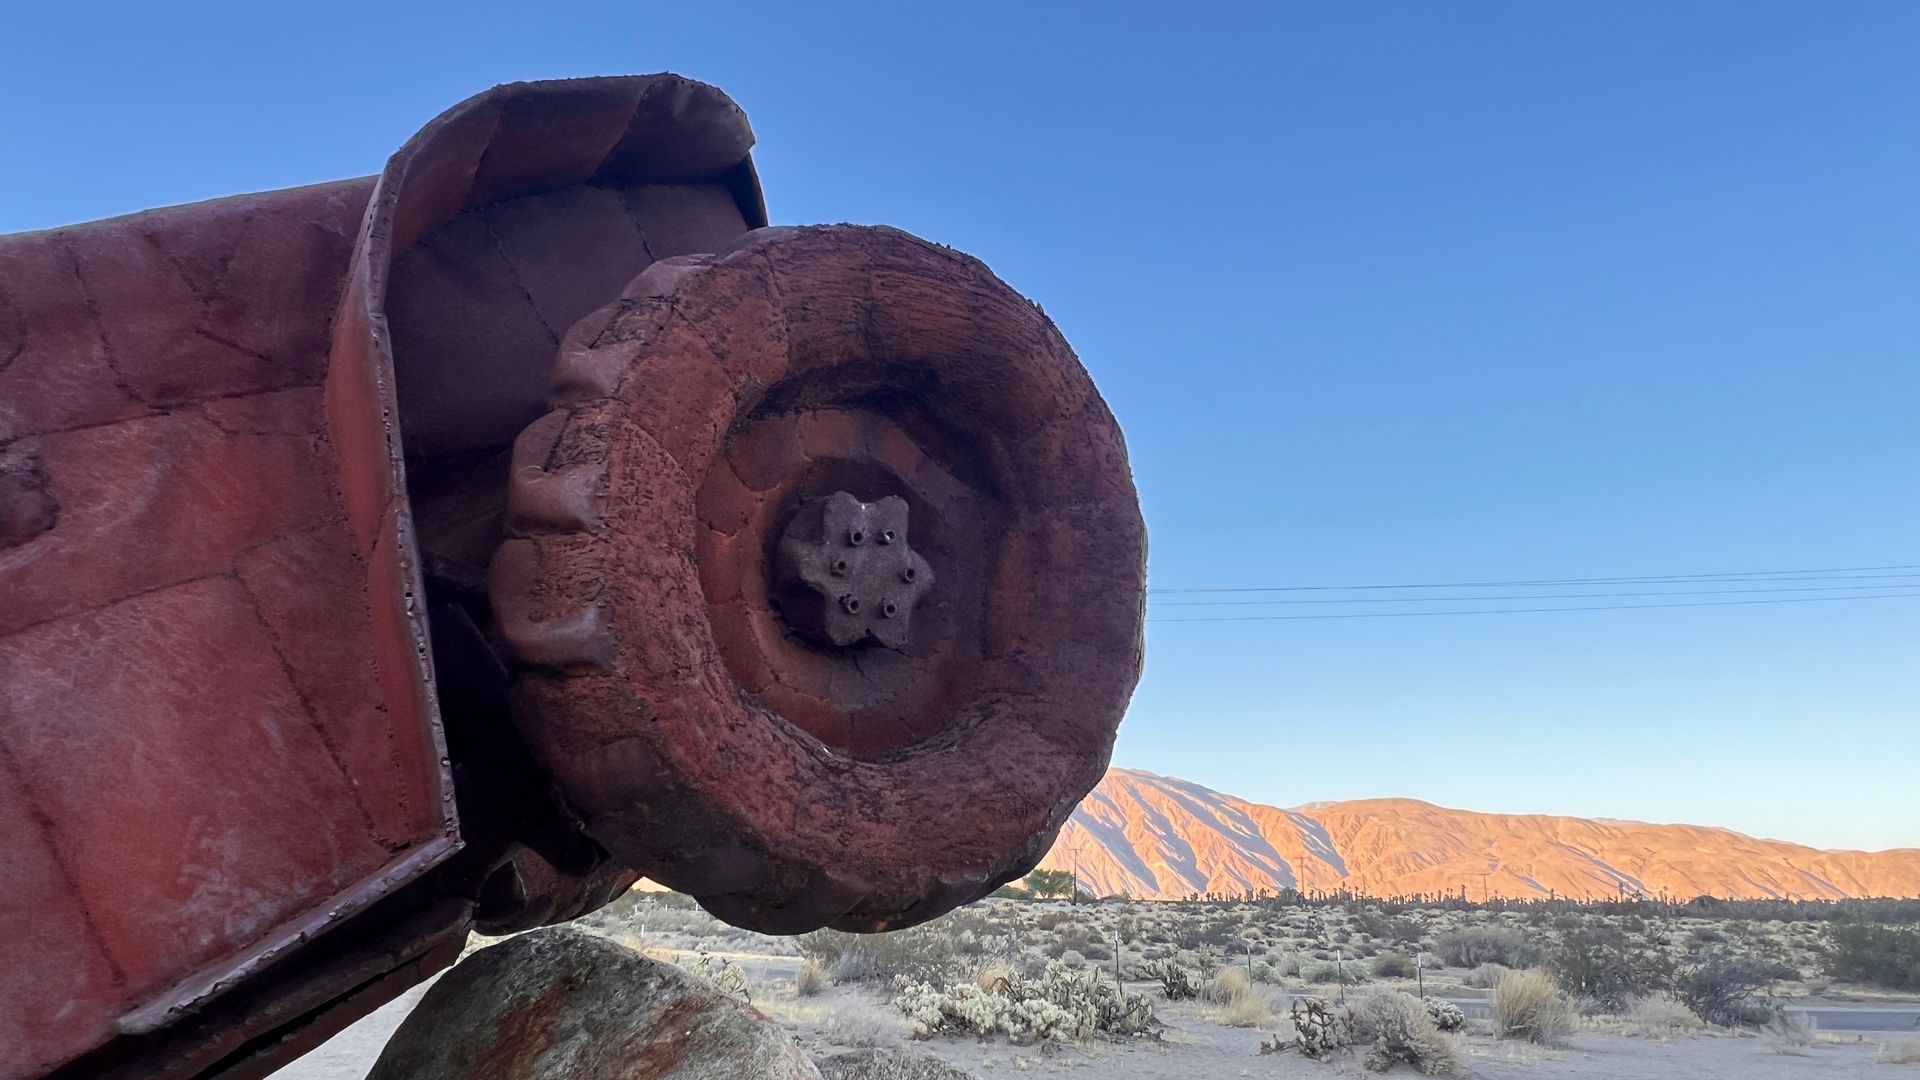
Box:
left=272, top=968, right=1896, bottom=1080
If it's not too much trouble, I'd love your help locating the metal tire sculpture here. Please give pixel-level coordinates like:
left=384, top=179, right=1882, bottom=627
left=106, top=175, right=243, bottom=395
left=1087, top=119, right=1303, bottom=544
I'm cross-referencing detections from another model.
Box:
left=490, top=225, right=1146, bottom=933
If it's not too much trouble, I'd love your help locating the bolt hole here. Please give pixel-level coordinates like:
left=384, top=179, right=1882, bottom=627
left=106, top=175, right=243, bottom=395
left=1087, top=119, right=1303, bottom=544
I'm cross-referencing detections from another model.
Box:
left=879, top=529, right=897, bottom=545
left=881, top=600, right=899, bottom=618
left=831, top=558, right=849, bottom=575
left=848, top=529, right=865, bottom=546
left=839, top=595, right=861, bottom=614
left=901, top=566, right=918, bottom=583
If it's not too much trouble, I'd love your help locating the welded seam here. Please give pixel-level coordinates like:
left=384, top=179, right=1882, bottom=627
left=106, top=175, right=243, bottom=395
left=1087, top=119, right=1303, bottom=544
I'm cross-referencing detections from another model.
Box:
left=229, top=568, right=395, bottom=850
left=0, top=734, right=129, bottom=984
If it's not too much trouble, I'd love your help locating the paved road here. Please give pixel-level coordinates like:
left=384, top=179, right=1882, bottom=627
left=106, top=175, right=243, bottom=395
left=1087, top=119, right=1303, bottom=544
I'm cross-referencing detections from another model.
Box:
left=1440, top=997, right=1920, bottom=1032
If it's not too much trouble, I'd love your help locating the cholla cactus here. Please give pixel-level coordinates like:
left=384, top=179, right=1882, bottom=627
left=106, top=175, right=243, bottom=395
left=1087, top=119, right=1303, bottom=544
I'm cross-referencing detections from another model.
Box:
left=1424, top=997, right=1467, bottom=1032
left=679, top=948, right=750, bottom=1003
left=1285, top=997, right=1354, bottom=1059
left=1143, top=959, right=1199, bottom=1000
left=894, top=961, right=1155, bottom=1043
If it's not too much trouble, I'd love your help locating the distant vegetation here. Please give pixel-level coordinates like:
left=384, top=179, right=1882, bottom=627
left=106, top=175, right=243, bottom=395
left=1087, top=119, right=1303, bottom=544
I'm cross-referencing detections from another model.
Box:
left=1822, top=921, right=1920, bottom=989
left=580, top=883, right=1920, bottom=1072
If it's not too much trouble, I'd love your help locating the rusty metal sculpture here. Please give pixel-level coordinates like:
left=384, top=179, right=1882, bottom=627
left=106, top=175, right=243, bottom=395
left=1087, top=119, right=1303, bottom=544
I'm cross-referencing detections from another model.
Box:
left=0, top=75, right=1145, bottom=1080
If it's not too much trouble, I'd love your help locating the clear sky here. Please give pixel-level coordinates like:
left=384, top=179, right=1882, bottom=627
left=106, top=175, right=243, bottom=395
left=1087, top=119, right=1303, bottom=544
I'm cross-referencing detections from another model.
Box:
left=5, top=3, right=1914, bottom=850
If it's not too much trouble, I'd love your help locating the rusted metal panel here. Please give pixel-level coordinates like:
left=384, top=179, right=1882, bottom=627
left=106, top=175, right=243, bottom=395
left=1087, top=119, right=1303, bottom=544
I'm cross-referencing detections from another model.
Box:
left=0, top=74, right=769, bottom=1079
left=0, top=177, right=464, bottom=1080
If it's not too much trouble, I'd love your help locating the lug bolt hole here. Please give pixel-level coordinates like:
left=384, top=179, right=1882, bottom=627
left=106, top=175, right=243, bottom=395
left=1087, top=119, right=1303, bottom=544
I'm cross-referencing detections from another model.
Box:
left=830, top=558, right=850, bottom=576
left=839, top=595, right=861, bottom=614
left=901, top=566, right=918, bottom=583
left=879, top=529, right=897, bottom=545
left=881, top=600, right=899, bottom=618
left=848, top=529, right=865, bottom=546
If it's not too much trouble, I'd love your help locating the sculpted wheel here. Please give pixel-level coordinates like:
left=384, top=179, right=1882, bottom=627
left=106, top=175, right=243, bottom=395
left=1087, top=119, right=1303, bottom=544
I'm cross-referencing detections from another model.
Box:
left=488, top=226, right=1145, bottom=932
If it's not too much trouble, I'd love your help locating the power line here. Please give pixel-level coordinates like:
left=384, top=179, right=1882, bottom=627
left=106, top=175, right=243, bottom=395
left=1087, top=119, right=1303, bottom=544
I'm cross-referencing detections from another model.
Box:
left=1150, top=582, right=1920, bottom=607
left=1149, top=564, right=1920, bottom=595
left=1147, top=590, right=1920, bottom=623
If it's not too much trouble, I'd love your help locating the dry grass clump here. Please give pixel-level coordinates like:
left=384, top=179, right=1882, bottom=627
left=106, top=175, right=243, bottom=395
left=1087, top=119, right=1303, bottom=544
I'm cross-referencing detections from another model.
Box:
left=1621, top=993, right=1702, bottom=1038
left=1463, top=962, right=1512, bottom=989
left=1202, top=966, right=1251, bottom=1004
left=1761, top=1010, right=1817, bottom=1055
left=1371, top=951, right=1417, bottom=978
left=824, top=1000, right=909, bottom=1048
left=1878, top=1035, right=1920, bottom=1065
left=794, top=960, right=826, bottom=997
left=1347, top=989, right=1461, bottom=1075
left=1203, top=967, right=1278, bottom=1028
left=1490, top=968, right=1576, bottom=1044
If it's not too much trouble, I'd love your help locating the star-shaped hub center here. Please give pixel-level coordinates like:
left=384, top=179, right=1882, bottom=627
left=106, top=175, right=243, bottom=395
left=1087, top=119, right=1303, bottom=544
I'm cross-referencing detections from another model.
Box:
left=774, top=492, right=934, bottom=649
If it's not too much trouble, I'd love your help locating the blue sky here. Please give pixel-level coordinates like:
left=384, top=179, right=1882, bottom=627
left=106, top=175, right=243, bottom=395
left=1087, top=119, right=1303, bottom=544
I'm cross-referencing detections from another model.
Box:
left=6, top=3, right=1914, bottom=850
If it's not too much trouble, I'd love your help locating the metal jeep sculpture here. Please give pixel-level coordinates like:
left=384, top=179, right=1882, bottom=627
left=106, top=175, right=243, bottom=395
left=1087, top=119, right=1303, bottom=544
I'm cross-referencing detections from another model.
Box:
left=0, top=75, right=1145, bottom=1080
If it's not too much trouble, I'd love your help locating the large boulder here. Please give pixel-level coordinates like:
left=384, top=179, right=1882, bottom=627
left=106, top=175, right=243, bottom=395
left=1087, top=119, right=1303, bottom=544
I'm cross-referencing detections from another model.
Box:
left=366, top=928, right=819, bottom=1079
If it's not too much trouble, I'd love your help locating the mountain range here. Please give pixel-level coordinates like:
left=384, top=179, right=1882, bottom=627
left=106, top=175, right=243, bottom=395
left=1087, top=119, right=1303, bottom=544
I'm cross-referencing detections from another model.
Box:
left=1032, top=768, right=1920, bottom=902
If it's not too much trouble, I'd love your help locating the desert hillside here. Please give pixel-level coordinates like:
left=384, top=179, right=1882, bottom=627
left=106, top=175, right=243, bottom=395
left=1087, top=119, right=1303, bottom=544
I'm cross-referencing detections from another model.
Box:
left=1035, top=768, right=1920, bottom=902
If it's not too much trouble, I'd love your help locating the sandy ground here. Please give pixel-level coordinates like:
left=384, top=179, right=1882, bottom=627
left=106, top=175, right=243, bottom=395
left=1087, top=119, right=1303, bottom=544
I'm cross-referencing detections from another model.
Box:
left=273, top=969, right=1904, bottom=1080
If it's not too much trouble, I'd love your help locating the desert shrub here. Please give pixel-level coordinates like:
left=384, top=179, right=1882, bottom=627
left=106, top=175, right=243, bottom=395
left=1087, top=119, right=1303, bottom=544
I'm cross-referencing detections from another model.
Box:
left=1623, top=993, right=1702, bottom=1038
left=1081, top=943, right=1113, bottom=962
left=801, top=926, right=956, bottom=985
left=1761, top=1010, right=1817, bottom=1055
left=1143, top=959, right=1199, bottom=1001
left=1348, top=989, right=1461, bottom=1075
left=1674, top=952, right=1792, bottom=1027
left=1424, top=998, right=1466, bottom=1032
left=1023, top=869, right=1077, bottom=901
left=1371, top=951, right=1417, bottom=978
left=1546, top=926, right=1671, bottom=1011
left=1353, top=911, right=1427, bottom=944
left=895, top=962, right=1154, bottom=1043
left=1300, top=958, right=1372, bottom=985
left=1822, top=922, right=1920, bottom=990
left=1489, top=969, right=1575, bottom=1043
left=1434, top=926, right=1541, bottom=969
left=1035, top=910, right=1071, bottom=932
left=1274, top=951, right=1307, bottom=978
left=1462, top=962, right=1511, bottom=989
left=794, top=960, right=826, bottom=997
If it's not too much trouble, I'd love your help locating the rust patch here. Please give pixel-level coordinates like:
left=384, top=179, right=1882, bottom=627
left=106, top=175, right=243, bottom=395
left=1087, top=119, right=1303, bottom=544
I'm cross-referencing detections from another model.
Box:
left=620, top=993, right=711, bottom=1078
left=458, top=971, right=579, bottom=1076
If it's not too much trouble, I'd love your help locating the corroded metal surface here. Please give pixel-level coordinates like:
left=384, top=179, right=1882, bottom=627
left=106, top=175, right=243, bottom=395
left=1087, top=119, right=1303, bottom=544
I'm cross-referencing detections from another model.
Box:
left=489, top=225, right=1146, bottom=935
left=775, top=492, right=934, bottom=649
left=1, top=75, right=767, bottom=1080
